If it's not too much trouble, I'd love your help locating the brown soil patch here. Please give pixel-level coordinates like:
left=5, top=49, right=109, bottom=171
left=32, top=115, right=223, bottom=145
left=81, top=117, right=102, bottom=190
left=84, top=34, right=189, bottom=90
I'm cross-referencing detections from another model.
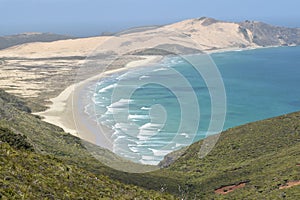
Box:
left=296, top=163, right=300, bottom=167
left=279, top=180, right=300, bottom=189
left=215, top=182, right=246, bottom=195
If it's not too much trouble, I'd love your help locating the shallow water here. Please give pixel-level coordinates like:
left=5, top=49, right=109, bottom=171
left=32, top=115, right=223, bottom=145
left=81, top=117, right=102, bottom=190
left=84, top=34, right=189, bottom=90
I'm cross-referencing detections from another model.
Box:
left=86, top=46, right=300, bottom=164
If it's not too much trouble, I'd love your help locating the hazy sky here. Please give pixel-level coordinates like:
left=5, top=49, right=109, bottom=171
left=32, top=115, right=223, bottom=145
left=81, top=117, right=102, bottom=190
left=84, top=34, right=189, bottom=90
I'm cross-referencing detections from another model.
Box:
left=1, top=0, right=300, bottom=36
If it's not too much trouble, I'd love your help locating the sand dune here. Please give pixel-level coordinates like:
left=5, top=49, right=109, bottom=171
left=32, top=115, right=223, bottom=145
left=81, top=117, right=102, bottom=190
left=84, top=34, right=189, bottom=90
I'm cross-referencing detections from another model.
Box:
left=0, top=36, right=111, bottom=58
left=0, top=17, right=258, bottom=59
left=162, top=18, right=256, bottom=50
left=0, top=17, right=287, bottom=102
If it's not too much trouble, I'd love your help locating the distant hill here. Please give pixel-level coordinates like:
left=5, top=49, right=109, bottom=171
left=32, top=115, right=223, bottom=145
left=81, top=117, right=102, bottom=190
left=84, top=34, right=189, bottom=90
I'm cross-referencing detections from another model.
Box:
left=0, top=32, right=75, bottom=50
left=1, top=17, right=299, bottom=58
left=163, top=17, right=300, bottom=50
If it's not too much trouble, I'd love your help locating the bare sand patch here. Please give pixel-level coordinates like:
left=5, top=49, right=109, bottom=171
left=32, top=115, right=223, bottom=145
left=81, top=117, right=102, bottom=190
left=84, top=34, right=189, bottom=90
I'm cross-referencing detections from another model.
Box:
left=215, top=182, right=247, bottom=195
left=279, top=181, right=300, bottom=189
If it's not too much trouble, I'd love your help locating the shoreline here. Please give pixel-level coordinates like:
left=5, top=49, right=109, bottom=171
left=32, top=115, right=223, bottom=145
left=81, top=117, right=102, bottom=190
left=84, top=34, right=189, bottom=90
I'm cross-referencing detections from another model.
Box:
left=205, top=45, right=283, bottom=55
left=35, top=55, right=162, bottom=149
left=34, top=45, right=289, bottom=151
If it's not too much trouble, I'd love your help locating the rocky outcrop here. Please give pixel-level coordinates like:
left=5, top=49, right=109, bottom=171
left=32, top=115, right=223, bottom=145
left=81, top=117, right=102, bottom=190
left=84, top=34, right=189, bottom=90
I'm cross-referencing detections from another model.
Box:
left=239, top=20, right=300, bottom=46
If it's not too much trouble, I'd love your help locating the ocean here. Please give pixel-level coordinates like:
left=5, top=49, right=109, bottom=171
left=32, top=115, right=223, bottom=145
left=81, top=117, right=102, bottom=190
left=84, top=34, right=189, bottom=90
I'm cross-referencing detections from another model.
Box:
left=85, top=46, right=300, bottom=165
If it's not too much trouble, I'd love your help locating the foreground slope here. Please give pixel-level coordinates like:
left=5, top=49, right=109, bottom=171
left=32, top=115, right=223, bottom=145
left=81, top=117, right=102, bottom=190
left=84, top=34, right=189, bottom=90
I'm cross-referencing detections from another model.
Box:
left=0, top=89, right=299, bottom=199
left=0, top=89, right=175, bottom=199
left=159, top=112, right=300, bottom=199
left=0, top=129, right=174, bottom=199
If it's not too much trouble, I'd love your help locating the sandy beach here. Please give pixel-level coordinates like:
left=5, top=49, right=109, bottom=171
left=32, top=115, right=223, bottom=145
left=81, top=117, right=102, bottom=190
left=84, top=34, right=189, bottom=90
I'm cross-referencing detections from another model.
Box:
left=34, top=45, right=260, bottom=150
left=35, top=55, right=162, bottom=149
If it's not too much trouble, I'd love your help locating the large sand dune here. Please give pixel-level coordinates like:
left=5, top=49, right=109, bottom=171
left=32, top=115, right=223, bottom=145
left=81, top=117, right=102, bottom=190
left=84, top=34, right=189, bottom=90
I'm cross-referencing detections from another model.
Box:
left=0, top=17, right=297, bottom=100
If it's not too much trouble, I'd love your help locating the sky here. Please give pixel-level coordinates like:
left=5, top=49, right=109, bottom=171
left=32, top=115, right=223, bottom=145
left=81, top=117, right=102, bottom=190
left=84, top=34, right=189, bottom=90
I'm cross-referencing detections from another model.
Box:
left=1, top=0, right=300, bottom=37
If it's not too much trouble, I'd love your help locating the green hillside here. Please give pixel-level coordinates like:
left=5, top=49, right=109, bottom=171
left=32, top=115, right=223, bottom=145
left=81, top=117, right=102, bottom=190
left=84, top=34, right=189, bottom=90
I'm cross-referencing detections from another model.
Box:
left=0, top=88, right=299, bottom=199
left=159, top=112, right=300, bottom=199
left=0, top=89, right=175, bottom=199
left=0, top=129, right=174, bottom=199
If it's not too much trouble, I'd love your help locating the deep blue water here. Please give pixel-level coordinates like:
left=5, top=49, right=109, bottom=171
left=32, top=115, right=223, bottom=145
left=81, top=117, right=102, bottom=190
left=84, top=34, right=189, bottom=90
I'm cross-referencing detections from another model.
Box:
left=214, top=47, right=300, bottom=128
left=88, top=46, right=300, bottom=164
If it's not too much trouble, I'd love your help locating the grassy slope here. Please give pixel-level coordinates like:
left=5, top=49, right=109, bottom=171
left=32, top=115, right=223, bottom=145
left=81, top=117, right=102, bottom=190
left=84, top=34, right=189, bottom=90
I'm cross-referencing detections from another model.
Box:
left=0, top=89, right=175, bottom=199
left=159, top=112, right=300, bottom=199
left=0, top=89, right=299, bottom=199
left=0, top=140, right=173, bottom=199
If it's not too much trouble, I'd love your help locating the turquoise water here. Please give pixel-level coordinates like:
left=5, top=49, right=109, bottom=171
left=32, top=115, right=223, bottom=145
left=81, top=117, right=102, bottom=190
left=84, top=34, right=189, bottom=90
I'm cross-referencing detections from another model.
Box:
left=89, top=46, right=300, bottom=165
